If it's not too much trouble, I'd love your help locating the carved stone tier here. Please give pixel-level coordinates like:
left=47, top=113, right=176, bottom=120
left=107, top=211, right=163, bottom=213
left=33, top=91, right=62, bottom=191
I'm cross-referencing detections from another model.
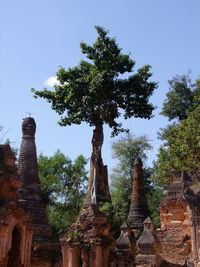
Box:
left=127, top=157, right=150, bottom=237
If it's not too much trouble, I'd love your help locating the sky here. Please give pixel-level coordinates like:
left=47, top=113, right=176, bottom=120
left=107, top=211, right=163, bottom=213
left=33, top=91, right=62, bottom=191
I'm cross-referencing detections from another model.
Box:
left=1, top=0, right=200, bottom=174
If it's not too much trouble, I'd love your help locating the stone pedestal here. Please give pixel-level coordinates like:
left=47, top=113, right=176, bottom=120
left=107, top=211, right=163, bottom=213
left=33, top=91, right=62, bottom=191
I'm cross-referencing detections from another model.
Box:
left=136, top=217, right=160, bottom=267
left=61, top=204, right=114, bottom=267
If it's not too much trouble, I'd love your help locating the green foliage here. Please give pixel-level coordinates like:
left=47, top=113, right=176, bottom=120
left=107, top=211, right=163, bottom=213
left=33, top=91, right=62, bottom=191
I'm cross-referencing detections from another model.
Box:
left=38, top=150, right=88, bottom=237
left=161, top=74, right=200, bottom=121
left=32, top=26, right=157, bottom=136
left=152, top=146, right=172, bottom=187
left=158, top=123, right=178, bottom=142
left=147, top=187, right=164, bottom=228
left=99, top=202, right=121, bottom=239
left=167, top=104, right=200, bottom=175
left=154, top=74, right=200, bottom=187
left=112, top=133, right=152, bottom=169
left=154, top=103, right=200, bottom=187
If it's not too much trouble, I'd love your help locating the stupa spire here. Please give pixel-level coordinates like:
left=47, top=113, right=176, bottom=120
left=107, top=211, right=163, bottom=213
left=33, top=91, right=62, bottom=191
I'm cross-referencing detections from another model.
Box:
left=127, top=157, right=150, bottom=235
left=18, top=117, right=51, bottom=230
left=18, top=117, right=40, bottom=184
left=18, top=117, right=61, bottom=265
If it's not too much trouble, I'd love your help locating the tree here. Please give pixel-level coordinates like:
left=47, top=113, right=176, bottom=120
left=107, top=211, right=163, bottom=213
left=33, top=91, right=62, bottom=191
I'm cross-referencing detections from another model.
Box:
left=152, top=146, right=173, bottom=187
left=32, top=26, right=157, bottom=204
left=153, top=74, right=200, bottom=187
left=161, top=74, right=200, bottom=121
left=38, top=150, right=88, bottom=237
left=167, top=104, right=200, bottom=176
left=154, top=103, right=200, bottom=187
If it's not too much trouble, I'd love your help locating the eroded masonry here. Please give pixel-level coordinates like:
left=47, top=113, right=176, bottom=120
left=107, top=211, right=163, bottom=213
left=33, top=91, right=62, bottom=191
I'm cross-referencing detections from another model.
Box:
left=0, top=117, right=200, bottom=266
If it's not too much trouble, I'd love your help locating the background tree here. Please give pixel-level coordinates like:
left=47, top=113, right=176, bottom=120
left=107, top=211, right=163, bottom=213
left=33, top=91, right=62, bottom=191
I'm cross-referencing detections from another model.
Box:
left=32, top=26, right=157, bottom=204
left=153, top=74, right=200, bottom=187
left=161, top=74, right=200, bottom=121
left=167, top=104, right=200, bottom=176
left=38, top=150, right=88, bottom=237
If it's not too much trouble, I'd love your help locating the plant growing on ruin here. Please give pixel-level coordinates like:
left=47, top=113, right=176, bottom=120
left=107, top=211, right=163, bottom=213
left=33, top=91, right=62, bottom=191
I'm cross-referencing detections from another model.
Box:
left=32, top=26, right=157, bottom=203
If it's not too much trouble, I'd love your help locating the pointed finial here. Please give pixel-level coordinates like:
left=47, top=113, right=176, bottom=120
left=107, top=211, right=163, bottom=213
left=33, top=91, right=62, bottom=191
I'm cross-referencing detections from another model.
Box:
left=26, top=112, right=32, bottom=117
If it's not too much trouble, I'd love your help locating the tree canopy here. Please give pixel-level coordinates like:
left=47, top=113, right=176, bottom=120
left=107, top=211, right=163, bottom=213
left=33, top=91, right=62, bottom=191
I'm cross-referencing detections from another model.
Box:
left=32, top=26, right=157, bottom=136
left=167, top=104, right=200, bottom=176
left=161, top=74, right=200, bottom=121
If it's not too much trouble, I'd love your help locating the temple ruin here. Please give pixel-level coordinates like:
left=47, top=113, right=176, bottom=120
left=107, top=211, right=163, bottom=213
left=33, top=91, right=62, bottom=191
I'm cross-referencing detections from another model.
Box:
left=0, top=117, right=200, bottom=266
left=0, top=144, right=32, bottom=266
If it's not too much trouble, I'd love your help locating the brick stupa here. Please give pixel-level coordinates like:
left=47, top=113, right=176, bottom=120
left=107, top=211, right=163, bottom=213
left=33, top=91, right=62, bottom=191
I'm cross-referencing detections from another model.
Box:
left=127, top=157, right=150, bottom=238
left=18, top=117, right=61, bottom=266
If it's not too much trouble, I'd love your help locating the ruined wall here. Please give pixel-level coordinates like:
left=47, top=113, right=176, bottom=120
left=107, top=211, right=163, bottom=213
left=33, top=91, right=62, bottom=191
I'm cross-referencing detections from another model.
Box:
left=0, top=144, right=33, bottom=267
left=156, top=176, right=193, bottom=266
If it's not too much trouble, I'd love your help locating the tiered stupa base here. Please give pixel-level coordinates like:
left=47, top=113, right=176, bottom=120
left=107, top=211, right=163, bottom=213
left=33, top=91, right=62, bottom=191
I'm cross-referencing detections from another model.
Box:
left=61, top=204, right=114, bottom=267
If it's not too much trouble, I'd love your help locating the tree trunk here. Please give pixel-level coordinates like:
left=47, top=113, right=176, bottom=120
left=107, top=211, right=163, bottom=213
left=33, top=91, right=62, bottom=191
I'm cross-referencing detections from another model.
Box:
left=85, top=121, right=111, bottom=204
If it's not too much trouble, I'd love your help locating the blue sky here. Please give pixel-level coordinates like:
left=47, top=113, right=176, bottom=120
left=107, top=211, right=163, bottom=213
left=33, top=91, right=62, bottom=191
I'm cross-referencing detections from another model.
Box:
left=1, top=0, right=200, bottom=173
